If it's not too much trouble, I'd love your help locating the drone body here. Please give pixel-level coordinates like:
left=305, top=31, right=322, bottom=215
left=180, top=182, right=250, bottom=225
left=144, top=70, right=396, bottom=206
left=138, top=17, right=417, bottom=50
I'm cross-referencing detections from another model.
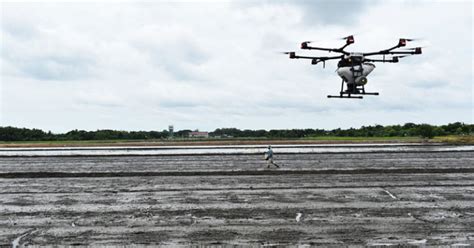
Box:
left=336, top=54, right=375, bottom=88
left=285, top=36, right=422, bottom=99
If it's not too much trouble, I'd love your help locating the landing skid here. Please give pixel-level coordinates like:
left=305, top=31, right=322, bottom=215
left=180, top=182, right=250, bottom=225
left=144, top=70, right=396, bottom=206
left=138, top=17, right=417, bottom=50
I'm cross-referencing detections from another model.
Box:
left=352, top=92, right=379, bottom=96
left=327, top=95, right=363, bottom=99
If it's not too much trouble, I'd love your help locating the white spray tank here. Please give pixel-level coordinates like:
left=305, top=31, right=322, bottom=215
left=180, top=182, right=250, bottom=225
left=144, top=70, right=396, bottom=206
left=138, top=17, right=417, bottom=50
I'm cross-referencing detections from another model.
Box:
left=336, top=54, right=376, bottom=85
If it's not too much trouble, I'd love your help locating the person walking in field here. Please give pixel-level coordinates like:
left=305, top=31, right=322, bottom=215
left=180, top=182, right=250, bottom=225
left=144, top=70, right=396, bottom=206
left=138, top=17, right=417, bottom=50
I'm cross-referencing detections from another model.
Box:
left=264, top=145, right=279, bottom=168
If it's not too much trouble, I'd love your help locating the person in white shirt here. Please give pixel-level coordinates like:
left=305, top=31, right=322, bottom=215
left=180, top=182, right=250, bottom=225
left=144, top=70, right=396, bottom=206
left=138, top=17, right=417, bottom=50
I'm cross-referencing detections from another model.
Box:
left=264, top=145, right=279, bottom=168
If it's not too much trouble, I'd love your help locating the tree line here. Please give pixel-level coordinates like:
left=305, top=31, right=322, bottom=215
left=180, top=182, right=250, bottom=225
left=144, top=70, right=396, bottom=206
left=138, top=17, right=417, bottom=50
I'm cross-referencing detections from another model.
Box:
left=0, top=122, right=472, bottom=141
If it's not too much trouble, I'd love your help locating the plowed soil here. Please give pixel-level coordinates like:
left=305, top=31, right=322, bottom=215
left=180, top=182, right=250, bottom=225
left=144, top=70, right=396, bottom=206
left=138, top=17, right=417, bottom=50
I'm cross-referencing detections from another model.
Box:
left=1, top=146, right=473, bottom=246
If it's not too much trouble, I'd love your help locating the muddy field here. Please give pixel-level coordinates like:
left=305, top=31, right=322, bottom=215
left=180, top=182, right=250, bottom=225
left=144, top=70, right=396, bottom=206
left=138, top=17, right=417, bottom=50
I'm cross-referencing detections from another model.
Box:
left=0, top=144, right=473, bottom=246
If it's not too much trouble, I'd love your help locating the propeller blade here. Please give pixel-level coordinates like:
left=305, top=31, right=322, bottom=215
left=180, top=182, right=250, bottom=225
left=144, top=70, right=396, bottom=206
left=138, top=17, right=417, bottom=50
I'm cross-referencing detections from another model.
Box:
left=400, top=46, right=426, bottom=50
left=280, top=51, right=296, bottom=58
left=397, top=47, right=423, bottom=54
left=399, top=37, right=424, bottom=47
left=401, top=38, right=423, bottom=42
left=339, top=35, right=354, bottom=44
left=339, top=35, right=354, bottom=40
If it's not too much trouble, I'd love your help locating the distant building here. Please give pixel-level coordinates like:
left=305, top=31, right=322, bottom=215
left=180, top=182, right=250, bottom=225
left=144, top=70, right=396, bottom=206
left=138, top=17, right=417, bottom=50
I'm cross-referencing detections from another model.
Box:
left=168, top=125, right=174, bottom=138
left=189, top=131, right=209, bottom=138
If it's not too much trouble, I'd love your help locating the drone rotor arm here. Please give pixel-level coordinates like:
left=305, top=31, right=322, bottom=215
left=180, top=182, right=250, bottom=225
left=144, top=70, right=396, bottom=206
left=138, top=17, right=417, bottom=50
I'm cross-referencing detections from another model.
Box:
left=311, top=56, right=344, bottom=67
left=363, top=39, right=420, bottom=56
left=387, top=48, right=422, bottom=55
left=364, top=49, right=421, bottom=57
left=301, top=42, right=350, bottom=55
left=288, top=53, right=342, bottom=61
left=302, top=45, right=333, bottom=52
left=363, top=46, right=399, bottom=57
left=321, top=55, right=345, bottom=60
left=287, top=53, right=342, bottom=68
left=288, top=54, right=326, bottom=60
left=292, top=55, right=322, bottom=60
left=364, top=54, right=413, bottom=63
left=338, top=43, right=351, bottom=51
left=336, top=35, right=355, bottom=50
left=364, top=58, right=399, bottom=63
left=314, top=55, right=344, bottom=60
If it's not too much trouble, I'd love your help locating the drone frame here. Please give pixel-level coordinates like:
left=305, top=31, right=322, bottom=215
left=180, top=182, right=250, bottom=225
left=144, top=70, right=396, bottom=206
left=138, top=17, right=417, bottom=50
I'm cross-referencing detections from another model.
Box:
left=285, top=36, right=422, bottom=99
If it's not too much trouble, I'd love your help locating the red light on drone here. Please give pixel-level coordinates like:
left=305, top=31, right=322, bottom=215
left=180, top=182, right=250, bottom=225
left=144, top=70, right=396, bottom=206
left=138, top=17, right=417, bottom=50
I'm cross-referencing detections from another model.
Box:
left=399, top=39, right=407, bottom=46
left=347, top=35, right=354, bottom=44
left=301, top=42, right=308, bottom=49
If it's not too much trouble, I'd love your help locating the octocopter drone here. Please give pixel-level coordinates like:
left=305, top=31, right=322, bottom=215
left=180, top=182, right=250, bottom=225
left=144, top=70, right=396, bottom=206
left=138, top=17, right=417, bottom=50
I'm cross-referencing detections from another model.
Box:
left=284, top=35, right=422, bottom=99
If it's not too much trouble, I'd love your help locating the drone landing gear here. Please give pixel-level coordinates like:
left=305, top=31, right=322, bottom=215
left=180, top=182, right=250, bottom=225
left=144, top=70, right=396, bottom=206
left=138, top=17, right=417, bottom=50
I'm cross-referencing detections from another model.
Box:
left=327, top=95, right=363, bottom=99
left=327, top=80, right=379, bottom=99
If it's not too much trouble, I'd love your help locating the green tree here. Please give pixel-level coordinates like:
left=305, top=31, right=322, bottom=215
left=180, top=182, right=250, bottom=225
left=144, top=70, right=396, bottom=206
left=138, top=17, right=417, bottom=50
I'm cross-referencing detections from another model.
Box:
left=418, top=124, right=435, bottom=139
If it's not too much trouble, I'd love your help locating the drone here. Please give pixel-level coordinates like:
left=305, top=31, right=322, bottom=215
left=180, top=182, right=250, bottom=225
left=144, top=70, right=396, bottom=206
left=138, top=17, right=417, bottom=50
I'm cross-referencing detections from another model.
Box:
left=284, top=35, right=422, bottom=99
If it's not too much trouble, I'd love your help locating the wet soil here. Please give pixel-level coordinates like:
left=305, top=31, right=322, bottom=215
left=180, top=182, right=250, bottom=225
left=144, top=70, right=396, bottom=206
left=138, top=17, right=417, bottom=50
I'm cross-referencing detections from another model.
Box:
left=0, top=147, right=473, bottom=246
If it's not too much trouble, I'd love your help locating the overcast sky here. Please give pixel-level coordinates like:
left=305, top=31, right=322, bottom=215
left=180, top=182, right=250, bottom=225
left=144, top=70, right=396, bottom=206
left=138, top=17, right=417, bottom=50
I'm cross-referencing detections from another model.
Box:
left=0, top=0, right=472, bottom=132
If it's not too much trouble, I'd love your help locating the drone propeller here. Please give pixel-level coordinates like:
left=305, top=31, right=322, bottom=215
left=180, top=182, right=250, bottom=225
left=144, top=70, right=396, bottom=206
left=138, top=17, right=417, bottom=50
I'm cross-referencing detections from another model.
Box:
left=399, top=46, right=425, bottom=52
left=339, top=35, right=354, bottom=44
left=300, top=41, right=320, bottom=49
left=280, top=51, right=296, bottom=58
left=398, top=37, right=424, bottom=47
left=339, top=35, right=354, bottom=40
left=404, top=47, right=423, bottom=54
left=303, top=35, right=355, bottom=44
left=402, top=38, right=422, bottom=42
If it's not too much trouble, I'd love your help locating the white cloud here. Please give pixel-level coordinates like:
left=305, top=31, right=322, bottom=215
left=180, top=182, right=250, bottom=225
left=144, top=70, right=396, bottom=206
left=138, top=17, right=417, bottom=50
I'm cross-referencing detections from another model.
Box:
left=0, top=1, right=472, bottom=132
